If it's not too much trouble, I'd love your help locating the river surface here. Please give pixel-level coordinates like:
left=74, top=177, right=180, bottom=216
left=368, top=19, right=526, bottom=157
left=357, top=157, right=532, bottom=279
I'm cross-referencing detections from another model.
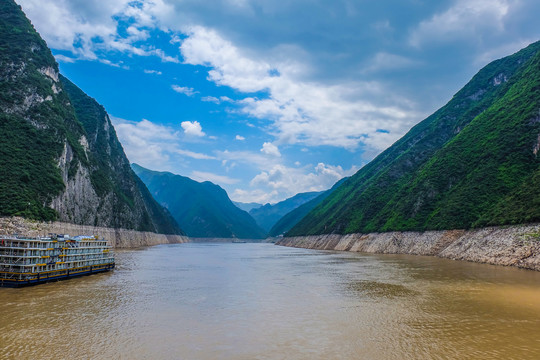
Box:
left=1, top=243, right=540, bottom=359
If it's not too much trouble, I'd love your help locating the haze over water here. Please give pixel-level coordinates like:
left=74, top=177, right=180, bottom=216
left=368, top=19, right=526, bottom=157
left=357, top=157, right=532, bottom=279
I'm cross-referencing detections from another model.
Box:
left=1, top=243, right=539, bottom=359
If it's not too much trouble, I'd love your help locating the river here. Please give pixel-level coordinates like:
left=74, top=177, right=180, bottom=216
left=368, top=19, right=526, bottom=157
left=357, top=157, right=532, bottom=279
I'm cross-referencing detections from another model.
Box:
left=1, top=243, right=539, bottom=359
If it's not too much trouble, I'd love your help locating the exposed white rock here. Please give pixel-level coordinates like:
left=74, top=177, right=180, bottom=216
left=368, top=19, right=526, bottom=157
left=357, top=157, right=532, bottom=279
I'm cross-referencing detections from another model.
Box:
left=492, top=73, right=508, bottom=86
left=49, top=163, right=101, bottom=225
left=39, top=66, right=59, bottom=82
left=56, top=142, right=73, bottom=183
left=78, top=135, right=90, bottom=157
left=277, top=224, right=540, bottom=271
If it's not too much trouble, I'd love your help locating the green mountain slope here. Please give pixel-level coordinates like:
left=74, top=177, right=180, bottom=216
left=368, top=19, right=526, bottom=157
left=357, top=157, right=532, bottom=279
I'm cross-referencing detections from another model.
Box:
left=289, top=41, right=540, bottom=236
left=269, top=178, right=347, bottom=236
left=132, top=164, right=267, bottom=239
left=249, top=191, right=324, bottom=232
left=0, top=0, right=182, bottom=234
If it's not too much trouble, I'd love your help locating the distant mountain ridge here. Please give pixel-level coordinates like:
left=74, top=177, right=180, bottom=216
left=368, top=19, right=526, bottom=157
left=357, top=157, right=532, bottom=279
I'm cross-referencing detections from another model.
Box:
left=269, top=178, right=347, bottom=236
left=233, top=201, right=262, bottom=212
left=132, top=164, right=267, bottom=239
left=249, top=191, right=324, bottom=232
left=289, top=41, right=540, bottom=236
left=0, top=0, right=182, bottom=234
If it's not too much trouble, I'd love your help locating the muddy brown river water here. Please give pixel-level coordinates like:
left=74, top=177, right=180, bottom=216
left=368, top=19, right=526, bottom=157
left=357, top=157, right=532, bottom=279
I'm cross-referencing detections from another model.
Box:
left=1, top=243, right=539, bottom=359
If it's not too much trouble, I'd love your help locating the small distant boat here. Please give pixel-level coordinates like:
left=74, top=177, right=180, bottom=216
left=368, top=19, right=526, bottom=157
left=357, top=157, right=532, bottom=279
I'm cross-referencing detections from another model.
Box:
left=231, top=239, right=247, bottom=243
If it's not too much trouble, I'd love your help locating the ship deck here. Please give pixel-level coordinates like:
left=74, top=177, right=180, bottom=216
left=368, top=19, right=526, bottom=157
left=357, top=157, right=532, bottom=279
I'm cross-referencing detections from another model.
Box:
left=0, top=234, right=115, bottom=287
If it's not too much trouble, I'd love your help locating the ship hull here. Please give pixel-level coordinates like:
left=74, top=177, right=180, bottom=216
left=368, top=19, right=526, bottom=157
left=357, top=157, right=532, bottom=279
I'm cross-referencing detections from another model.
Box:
left=0, top=263, right=115, bottom=288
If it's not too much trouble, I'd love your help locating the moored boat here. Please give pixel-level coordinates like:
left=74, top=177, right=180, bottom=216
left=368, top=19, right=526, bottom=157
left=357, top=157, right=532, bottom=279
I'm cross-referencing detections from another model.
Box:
left=0, top=233, right=115, bottom=287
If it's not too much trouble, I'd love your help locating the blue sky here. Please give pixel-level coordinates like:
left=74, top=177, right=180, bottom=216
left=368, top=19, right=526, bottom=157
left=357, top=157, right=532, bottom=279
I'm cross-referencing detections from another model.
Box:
left=16, top=0, right=540, bottom=204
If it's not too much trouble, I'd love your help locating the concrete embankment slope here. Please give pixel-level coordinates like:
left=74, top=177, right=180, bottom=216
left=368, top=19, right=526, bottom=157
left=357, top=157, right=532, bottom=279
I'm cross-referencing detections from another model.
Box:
left=0, top=217, right=189, bottom=248
left=276, top=224, right=540, bottom=271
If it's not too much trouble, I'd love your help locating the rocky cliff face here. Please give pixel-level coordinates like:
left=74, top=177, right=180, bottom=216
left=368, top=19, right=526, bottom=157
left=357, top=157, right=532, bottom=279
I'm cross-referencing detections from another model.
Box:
left=277, top=224, right=540, bottom=271
left=0, top=1, right=183, bottom=236
left=58, top=77, right=184, bottom=234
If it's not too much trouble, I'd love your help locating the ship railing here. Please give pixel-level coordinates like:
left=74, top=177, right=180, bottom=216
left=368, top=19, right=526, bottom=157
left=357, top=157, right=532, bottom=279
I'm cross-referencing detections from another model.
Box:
left=0, top=272, right=23, bottom=280
left=0, top=256, right=25, bottom=265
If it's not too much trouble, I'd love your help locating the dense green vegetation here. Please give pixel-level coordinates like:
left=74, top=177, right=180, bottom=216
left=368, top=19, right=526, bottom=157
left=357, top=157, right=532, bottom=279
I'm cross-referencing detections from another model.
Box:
left=0, top=0, right=183, bottom=235
left=0, top=114, right=62, bottom=220
left=248, top=191, right=323, bottom=232
left=132, top=164, right=267, bottom=239
left=289, top=41, right=540, bottom=236
left=0, top=0, right=82, bottom=220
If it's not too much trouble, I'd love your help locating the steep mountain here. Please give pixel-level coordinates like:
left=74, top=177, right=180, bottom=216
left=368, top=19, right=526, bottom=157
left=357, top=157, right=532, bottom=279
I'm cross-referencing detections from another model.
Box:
left=249, top=191, right=324, bottom=232
left=269, top=178, right=347, bottom=236
left=132, top=164, right=267, bottom=239
left=0, top=0, right=182, bottom=234
left=233, top=201, right=262, bottom=212
left=289, top=41, right=540, bottom=236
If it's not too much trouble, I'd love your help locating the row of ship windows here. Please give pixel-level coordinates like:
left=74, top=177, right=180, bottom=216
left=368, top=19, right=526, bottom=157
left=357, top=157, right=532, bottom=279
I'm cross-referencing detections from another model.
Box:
left=0, top=255, right=114, bottom=265
left=1, top=249, right=109, bottom=256
left=0, top=259, right=114, bottom=273
left=0, top=242, right=109, bottom=249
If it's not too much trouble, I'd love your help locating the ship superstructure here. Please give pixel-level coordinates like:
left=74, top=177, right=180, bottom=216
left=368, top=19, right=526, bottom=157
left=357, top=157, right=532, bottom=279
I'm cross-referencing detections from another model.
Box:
left=0, top=234, right=114, bottom=287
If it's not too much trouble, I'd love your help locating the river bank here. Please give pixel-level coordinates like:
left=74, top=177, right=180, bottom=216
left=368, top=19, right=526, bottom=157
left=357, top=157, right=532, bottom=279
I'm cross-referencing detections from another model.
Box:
left=0, top=217, right=189, bottom=248
left=276, top=223, right=540, bottom=271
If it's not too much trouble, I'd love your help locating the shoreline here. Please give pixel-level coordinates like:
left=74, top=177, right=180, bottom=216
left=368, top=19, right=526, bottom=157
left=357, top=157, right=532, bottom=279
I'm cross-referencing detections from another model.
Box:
left=0, top=217, right=189, bottom=248
left=275, top=223, right=540, bottom=271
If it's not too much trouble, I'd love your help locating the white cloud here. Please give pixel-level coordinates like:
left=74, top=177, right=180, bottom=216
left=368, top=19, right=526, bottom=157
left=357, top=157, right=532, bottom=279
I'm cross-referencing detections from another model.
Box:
left=126, top=25, right=150, bottom=42
left=181, top=121, right=206, bottom=137
left=175, top=149, right=216, bottom=160
left=235, top=135, right=245, bottom=141
left=17, top=0, right=127, bottom=59
left=233, top=162, right=357, bottom=203
left=473, top=38, right=538, bottom=66
left=260, top=142, right=281, bottom=157
left=231, top=188, right=279, bottom=204
left=111, top=117, right=178, bottom=168
left=179, top=26, right=418, bottom=152
left=409, top=0, right=512, bottom=47
left=19, top=1, right=419, bottom=154
left=54, top=54, right=76, bottom=63
left=111, top=117, right=215, bottom=171
left=99, top=58, right=128, bottom=69
left=111, top=117, right=356, bottom=203
left=152, top=48, right=180, bottom=63
left=144, top=69, right=162, bottom=75
left=172, top=85, right=198, bottom=96
left=201, top=96, right=220, bottom=103
left=362, top=52, right=420, bottom=74
left=216, top=149, right=278, bottom=170
left=190, top=171, right=239, bottom=185
left=16, top=0, right=178, bottom=63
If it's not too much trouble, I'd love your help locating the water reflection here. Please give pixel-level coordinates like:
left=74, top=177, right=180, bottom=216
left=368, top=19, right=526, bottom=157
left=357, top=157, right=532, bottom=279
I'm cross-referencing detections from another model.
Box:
left=346, top=280, right=419, bottom=298
left=0, top=243, right=539, bottom=360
